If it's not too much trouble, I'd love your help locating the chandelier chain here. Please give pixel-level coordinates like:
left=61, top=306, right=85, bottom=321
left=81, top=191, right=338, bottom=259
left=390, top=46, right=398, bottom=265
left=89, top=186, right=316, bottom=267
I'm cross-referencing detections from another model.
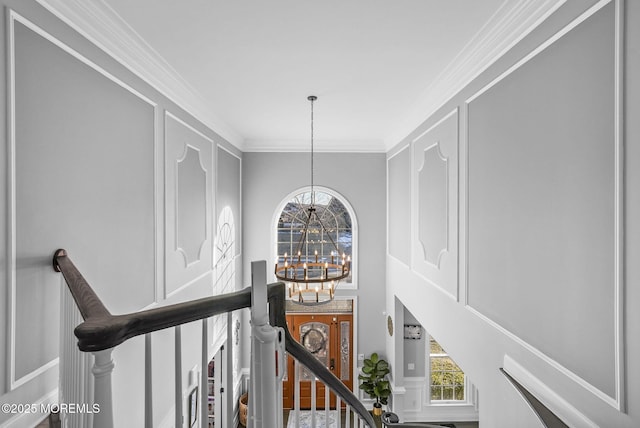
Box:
left=310, top=96, right=315, bottom=205
left=273, top=95, right=351, bottom=304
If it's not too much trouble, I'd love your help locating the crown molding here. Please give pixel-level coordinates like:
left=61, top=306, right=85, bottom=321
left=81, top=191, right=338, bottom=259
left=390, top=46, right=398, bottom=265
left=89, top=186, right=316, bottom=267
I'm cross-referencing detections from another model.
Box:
left=35, top=0, right=244, bottom=149
left=34, top=0, right=565, bottom=154
left=384, top=0, right=566, bottom=150
left=243, top=139, right=386, bottom=153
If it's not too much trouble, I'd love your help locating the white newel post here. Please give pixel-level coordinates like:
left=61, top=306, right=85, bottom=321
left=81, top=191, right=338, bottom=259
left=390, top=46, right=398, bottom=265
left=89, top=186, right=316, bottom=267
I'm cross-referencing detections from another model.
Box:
left=248, top=260, right=285, bottom=428
left=91, top=348, right=115, bottom=428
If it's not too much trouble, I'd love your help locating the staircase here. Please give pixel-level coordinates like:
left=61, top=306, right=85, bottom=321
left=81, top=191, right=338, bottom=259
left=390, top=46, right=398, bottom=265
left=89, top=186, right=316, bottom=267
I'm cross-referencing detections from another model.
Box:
left=52, top=250, right=376, bottom=428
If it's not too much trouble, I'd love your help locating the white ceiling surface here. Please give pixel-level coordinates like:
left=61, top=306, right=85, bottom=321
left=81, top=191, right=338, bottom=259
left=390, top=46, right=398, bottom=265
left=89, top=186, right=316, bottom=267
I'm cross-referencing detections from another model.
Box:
left=51, top=0, right=562, bottom=152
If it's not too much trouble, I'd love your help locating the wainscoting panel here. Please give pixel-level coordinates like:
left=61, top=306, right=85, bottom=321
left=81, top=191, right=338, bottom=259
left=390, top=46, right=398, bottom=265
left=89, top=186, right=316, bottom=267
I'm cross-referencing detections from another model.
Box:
left=164, top=113, right=214, bottom=297
left=9, top=12, right=156, bottom=386
left=388, top=146, right=411, bottom=266
left=465, top=0, right=621, bottom=405
left=403, top=380, right=423, bottom=413
left=411, top=110, right=458, bottom=299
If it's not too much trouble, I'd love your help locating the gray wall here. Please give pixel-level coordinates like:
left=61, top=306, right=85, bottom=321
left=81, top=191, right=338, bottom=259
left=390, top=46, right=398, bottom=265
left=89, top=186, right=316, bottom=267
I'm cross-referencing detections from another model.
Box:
left=386, top=0, right=639, bottom=426
left=242, top=152, right=387, bottom=373
left=0, top=1, right=242, bottom=426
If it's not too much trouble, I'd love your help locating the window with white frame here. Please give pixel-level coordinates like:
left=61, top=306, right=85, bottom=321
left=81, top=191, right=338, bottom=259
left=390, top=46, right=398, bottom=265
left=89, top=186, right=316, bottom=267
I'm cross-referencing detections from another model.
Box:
left=276, top=189, right=353, bottom=284
left=429, top=336, right=466, bottom=402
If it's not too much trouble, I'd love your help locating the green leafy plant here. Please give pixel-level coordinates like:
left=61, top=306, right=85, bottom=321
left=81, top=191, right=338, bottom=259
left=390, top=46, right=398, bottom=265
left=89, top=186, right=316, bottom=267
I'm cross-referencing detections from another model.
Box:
left=358, top=352, right=391, bottom=406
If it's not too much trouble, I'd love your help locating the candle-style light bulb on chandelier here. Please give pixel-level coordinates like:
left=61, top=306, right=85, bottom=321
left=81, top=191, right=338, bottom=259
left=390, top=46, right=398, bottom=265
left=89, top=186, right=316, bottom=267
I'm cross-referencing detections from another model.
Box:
left=274, top=95, right=351, bottom=304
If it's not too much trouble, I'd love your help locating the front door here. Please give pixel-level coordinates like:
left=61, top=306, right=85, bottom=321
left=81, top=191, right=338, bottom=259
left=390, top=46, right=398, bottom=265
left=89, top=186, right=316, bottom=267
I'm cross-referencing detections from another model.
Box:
left=283, top=313, right=353, bottom=409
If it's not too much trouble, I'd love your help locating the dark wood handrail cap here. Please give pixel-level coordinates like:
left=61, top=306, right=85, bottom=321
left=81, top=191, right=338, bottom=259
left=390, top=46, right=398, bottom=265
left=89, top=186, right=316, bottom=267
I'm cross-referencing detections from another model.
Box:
left=53, top=248, right=67, bottom=272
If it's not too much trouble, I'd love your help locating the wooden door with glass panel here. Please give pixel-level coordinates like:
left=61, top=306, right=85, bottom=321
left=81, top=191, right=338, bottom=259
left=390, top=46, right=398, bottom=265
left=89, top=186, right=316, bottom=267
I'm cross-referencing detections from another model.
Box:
left=283, top=314, right=353, bottom=409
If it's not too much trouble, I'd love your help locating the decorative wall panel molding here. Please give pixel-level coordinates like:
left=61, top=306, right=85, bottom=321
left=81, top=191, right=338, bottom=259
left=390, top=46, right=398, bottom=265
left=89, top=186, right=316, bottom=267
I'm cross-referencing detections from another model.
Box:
left=417, top=143, right=448, bottom=268
left=176, top=145, right=208, bottom=266
left=387, top=146, right=411, bottom=266
left=35, top=0, right=243, bottom=148
left=165, top=112, right=214, bottom=297
left=464, top=0, right=623, bottom=409
left=411, top=109, right=458, bottom=299
left=7, top=10, right=157, bottom=389
left=403, top=381, right=423, bottom=412
left=385, top=0, right=566, bottom=148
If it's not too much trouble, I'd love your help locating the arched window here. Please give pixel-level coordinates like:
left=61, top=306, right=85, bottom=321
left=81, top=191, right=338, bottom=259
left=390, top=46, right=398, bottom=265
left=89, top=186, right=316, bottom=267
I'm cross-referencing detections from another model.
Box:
left=275, top=188, right=356, bottom=287
left=215, top=206, right=236, bottom=293
left=212, top=206, right=236, bottom=350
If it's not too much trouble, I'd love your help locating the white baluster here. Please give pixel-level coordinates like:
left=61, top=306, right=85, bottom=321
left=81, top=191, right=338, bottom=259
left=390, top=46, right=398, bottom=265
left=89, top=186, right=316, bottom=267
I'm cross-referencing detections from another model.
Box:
left=92, top=348, right=115, bottom=428
left=276, top=331, right=285, bottom=428
left=294, top=360, right=301, bottom=427
left=345, top=405, right=351, bottom=428
left=145, top=334, right=153, bottom=428
left=277, top=378, right=284, bottom=428
left=174, top=326, right=183, bottom=428
left=201, top=319, right=209, bottom=428
left=325, top=385, right=330, bottom=426
left=311, top=377, right=316, bottom=427
left=336, top=397, right=341, bottom=428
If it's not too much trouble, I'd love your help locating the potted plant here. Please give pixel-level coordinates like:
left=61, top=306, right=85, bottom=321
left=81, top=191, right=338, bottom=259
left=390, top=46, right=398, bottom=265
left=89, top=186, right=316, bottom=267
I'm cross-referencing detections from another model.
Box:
left=358, top=352, right=391, bottom=416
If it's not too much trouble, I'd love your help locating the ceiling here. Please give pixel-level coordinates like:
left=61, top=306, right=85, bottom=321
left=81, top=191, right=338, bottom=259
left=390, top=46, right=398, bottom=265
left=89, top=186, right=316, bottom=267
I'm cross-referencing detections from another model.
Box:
left=41, top=0, right=562, bottom=152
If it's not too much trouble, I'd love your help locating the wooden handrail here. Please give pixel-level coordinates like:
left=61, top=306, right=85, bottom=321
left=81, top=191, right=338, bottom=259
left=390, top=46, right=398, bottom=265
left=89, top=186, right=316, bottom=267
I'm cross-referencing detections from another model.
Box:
left=53, top=249, right=376, bottom=427
left=53, top=249, right=253, bottom=352
left=53, top=249, right=111, bottom=320
left=267, top=278, right=377, bottom=428
left=500, top=368, right=568, bottom=427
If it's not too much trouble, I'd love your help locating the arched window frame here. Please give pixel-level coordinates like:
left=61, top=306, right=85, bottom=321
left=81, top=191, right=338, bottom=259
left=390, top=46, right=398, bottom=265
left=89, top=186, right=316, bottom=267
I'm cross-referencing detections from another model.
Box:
left=211, top=206, right=236, bottom=353
left=271, top=186, right=358, bottom=290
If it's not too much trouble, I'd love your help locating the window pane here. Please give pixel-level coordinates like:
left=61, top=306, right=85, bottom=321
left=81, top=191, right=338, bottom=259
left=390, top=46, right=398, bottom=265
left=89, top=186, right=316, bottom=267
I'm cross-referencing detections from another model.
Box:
left=429, top=336, right=465, bottom=402
left=431, top=356, right=442, bottom=371
left=276, top=190, right=353, bottom=280
left=431, top=370, right=443, bottom=385
left=277, top=243, right=290, bottom=256
left=443, top=387, right=454, bottom=400
left=430, top=337, right=445, bottom=354
left=431, top=386, right=442, bottom=401
left=454, top=386, right=464, bottom=400
left=340, top=321, right=350, bottom=381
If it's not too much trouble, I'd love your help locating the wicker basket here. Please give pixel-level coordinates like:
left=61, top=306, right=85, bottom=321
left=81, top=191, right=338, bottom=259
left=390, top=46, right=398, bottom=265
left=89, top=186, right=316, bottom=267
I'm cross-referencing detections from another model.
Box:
left=239, top=393, right=248, bottom=426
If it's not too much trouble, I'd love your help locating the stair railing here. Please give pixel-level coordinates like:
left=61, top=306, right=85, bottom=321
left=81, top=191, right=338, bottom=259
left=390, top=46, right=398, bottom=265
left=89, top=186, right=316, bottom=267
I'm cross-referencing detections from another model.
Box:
left=52, top=249, right=375, bottom=427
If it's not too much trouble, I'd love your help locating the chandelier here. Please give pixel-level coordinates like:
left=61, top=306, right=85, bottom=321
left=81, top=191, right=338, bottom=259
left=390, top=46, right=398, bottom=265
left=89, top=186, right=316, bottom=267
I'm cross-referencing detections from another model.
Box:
left=274, top=96, right=351, bottom=304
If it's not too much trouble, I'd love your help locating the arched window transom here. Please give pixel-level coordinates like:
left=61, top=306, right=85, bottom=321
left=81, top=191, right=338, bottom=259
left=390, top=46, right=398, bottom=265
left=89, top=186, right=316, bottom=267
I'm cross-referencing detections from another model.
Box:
left=276, top=189, right=353, bottom=285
